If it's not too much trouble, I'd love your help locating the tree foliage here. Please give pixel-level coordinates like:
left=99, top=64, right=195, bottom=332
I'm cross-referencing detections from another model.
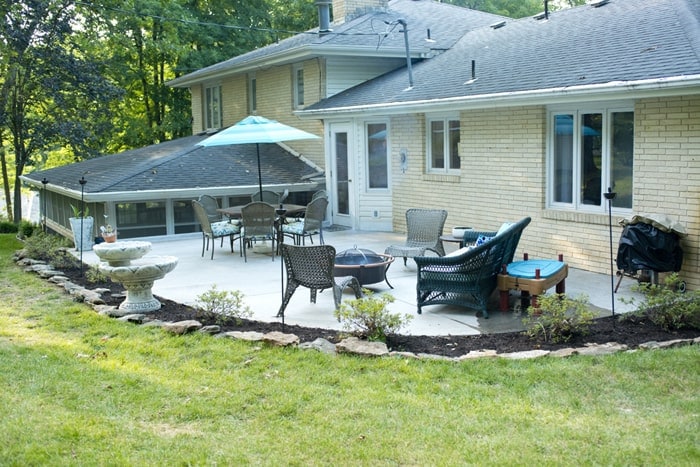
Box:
left=0, top=0, right=123, bottom=222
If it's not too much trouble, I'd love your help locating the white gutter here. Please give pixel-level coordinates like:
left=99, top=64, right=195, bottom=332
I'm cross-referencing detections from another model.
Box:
left=296, top=75, right=700, bottom=118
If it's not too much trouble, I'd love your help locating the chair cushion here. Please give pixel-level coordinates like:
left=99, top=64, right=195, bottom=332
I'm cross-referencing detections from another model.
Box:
left=506, top=260, right=566, bottom=279
left=211, top=221, right=239, bottom=236
left=475, top=235, right=493, bottom=246
left=281, top=221, right=305, bottom=235
left=496, top=222, right=515, bottom=236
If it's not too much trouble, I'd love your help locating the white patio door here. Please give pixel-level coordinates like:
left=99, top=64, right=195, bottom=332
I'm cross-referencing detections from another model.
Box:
left=329, top=123, right=354, bottom=228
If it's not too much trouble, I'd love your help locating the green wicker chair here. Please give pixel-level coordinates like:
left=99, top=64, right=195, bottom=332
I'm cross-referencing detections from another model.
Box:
left=415, top=217, right=531, bottom=318
left=384, top=208, right=448, bottom=266
left=277, top=244, right=362, bottom=319
left=281, top=196, right=328, bottom=245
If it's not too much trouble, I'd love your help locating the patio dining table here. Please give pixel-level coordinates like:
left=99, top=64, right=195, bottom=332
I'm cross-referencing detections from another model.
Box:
left=217, top=203, right=306, bottom=219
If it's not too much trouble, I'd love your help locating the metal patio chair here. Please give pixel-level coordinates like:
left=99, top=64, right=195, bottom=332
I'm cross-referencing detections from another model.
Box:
left=192, top=199, right=240, bottom=260
left=240, top=201, right=277, bottom=262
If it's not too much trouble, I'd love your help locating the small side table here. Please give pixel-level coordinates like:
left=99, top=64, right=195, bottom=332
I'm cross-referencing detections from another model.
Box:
left=439, top=234, right=466, bottom=248
left=497, top=254, right=568, bottom=311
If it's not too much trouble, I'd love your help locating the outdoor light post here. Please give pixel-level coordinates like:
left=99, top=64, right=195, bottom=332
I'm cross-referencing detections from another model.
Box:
left=41, top=178, right=48, bottom=233
left=604, top=187, right=617, bottom=316
left=79, top=176, right=87, bottom=276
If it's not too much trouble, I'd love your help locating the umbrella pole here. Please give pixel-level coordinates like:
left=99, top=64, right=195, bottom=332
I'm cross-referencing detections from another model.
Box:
left=256, top=143, right=263, bottom=200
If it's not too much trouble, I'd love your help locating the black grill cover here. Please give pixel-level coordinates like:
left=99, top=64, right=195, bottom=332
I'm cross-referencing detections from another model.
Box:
left=616, top=222, right=683, bottom=273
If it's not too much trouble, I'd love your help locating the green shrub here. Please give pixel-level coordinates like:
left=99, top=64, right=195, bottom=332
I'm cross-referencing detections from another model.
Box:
left=0, top=221, right=18, bottom=233
left=18, top=220, right=37, bottom=238
left=22, top=232, right=75, bottom=268
left=334, top=291, right=412, bottom=342
left=523, top=293, right=596, bottom=343
left=620, top=273, right=700, bottom=331
left=195, top=285, right=252, bottom=325
left=85, top=264, right=108, bottom=284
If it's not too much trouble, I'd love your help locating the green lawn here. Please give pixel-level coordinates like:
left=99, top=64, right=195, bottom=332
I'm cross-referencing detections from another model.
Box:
left=1, top=234, right=698, bottom=465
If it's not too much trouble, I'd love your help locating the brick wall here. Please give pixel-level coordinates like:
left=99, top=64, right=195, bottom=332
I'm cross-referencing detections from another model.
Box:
left=332, top=0, right=387, bottom=22
left=389, top=98, right=699, bottom=289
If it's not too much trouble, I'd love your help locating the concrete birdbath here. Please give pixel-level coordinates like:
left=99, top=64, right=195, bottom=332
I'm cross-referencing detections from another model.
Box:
left=93, top=241, right=178, bottom=313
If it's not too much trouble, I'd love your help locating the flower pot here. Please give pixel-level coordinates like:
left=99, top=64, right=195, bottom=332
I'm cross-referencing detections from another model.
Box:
left=69, top=216, right=94, bottom=251
left=102, top=232, right=117, bottom=243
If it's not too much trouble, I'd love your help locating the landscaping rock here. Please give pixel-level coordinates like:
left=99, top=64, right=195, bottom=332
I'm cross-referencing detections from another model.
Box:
left=199, top=325, right=221, bottom=335
left=162, top=320, right=202, bottom=335
left=499, top=349, right=550, bottom=359
left=299, top=338, right=336, bottom=354
left=576, top=342, right=628, bottom=356
left=336, top=337, right=388, bottom=356
left=458, top=349, right=498, bottom=360
left=263, top=331, right=299, bottom=347
left=223, top=331, right=265, bottom=341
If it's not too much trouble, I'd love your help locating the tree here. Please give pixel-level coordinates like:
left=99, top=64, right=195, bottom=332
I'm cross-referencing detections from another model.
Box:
left=0, top=0, right=123, bottom=223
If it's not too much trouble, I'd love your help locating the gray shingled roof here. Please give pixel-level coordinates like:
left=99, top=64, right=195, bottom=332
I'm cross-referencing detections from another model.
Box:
left=301, top=0, right=700, bottom=113
left=22, top=134, right=321, bottom=196
left=168, top=0, right=505, bottom=87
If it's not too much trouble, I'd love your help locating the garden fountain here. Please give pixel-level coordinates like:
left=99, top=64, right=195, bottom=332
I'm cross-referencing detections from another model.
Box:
left=93, top=241, right=178, bottom=313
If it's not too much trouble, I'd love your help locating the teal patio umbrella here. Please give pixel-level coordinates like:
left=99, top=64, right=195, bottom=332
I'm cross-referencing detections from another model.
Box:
left=197, top=115, right=320, bottom=200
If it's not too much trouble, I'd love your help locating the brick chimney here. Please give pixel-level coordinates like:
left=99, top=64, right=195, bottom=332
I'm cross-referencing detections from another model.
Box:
left=331, top=0, right=388, bottom=24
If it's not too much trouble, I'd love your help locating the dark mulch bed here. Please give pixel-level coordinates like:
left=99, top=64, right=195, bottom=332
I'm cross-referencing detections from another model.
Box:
left=53, top=257, right=700, bottom=357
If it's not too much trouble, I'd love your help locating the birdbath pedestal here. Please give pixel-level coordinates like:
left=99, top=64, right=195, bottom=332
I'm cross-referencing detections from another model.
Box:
left=93, top=241, right=178, bottom=313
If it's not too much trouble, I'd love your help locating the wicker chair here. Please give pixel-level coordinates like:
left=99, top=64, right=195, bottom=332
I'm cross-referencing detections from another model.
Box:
left=197, top=195, right=223, bottom=223
left=384, top=209, right=448, bottom=266
left=281, top=196, right=328, bottom=245
left=240, top=201, right=277, bottom=262
left=250, top=190, right=280, bottom=204
left=192, top=200, right=240, bottom=260
left=277, top=244, right=362, bottom=318
left=415, top=217, right=531, bottom=318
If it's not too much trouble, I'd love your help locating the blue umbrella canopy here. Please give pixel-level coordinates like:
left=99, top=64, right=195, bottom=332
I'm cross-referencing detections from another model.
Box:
left=197, top=115, right=320, bottom=198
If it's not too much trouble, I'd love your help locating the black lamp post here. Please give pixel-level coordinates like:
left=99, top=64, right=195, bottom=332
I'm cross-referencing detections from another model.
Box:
left=41, top=178, right=48, bottom=233
left=604, top=187, right=617, bottom=316
left=79, top=176, right=87, bottom=276
left=276, top=204, right=287, bottom=326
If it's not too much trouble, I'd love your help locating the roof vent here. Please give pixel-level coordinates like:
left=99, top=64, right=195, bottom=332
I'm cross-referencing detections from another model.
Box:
left=490, top=20, right=506, bottom=29
left=590, top=0, right=610, bottom=8
left=533, top=12, right=547, bottom=20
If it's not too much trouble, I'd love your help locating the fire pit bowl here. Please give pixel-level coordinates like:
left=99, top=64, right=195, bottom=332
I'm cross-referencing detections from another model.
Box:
left=334, top=246, right=394, bottom=288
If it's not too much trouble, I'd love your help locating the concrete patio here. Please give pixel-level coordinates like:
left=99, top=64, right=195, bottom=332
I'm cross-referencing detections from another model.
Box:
left=78, top=228, right=643, bottom=336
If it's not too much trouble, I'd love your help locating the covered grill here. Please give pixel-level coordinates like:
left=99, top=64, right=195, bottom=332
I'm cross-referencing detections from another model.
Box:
left=615, top=214, right=686, bottom=290
left=334, top=246, right=394, bottom=288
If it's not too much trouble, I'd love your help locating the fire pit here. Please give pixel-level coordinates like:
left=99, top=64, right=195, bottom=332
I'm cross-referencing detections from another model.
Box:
left=334, top=246, right=394, bottom=289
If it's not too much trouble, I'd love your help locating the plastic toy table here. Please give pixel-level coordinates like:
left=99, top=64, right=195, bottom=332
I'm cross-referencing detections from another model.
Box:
left=497, top=254, right=568, bottom=311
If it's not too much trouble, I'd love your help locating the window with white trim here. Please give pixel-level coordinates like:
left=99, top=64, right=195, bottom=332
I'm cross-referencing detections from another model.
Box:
left=427, top=116, right=460, bottom=173
left=549, top=106, right=634, bottom=211
left=366, top=122, right=388, bottom=189
left=293, top=66, right=304, bottom=108
left=204, top=85, right=222, bottom=130
left=247, top=74, right=257, bottom=114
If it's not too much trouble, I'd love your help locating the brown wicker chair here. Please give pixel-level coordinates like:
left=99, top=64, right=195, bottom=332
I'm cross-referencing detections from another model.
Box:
left=384, top=208, right=448, bottom=265
left=192, top=200, right=240, bottom=260
left=240, top=201, right=277, bottom=262
left=277, top=244, right=362, bottom=318
left=281, top=196, right=328, bottom=245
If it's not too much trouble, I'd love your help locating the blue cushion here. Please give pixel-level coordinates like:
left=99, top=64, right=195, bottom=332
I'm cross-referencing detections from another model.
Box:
left=507, top=260, right=565, bottom=279
left=475, top=235, right=492, bottom=246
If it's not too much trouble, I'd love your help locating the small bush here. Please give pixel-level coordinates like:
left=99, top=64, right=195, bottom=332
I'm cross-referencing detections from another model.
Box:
left=85, top=265, right=108, bottom=284
left=620, top=273, right=700, bottom=331
left=195, top=285, right=252, bottom=325
left=0, top=221, right=18, bottom=233
left=18, top=221, right=38, bottom=239
left=334, top=291, right=412, bottom=342
left=22, top=231, right=76, bottom=269
left=523, top=293, right=596, bottom=343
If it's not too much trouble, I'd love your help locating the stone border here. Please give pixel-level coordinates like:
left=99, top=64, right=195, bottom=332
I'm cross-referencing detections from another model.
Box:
left=14, top=252, right=700, bottom=360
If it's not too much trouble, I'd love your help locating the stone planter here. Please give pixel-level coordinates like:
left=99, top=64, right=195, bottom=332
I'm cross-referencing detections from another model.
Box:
left=69, top=216, right=94, bottom=251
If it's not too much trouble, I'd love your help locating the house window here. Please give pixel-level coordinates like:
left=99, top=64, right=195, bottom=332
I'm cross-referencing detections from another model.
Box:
left=248, top=74, right=257, bottom=114
left=549, top=107, right=634, bottom=211
left=366, top=123, right=388, bottom=189
left=204, top=85, right=222, bottom=130
left=427, top=116, right=460, bottom=173
left=293, top=66, right=304, bottom=108
left=115, top=201, right=166, bottom=238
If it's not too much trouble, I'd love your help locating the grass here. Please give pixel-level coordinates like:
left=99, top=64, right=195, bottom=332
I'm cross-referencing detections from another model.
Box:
left=1, top=234, right=699, bottom=465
